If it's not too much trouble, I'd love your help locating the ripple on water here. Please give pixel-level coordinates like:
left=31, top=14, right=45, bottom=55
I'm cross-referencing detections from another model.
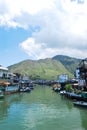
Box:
left=0, top=86, right=87, bottom=130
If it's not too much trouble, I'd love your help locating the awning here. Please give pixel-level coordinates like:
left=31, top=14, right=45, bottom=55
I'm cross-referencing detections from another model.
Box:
left=3, top=82, right=10, bottom=85
left=0, top=81, right=10, bottom=86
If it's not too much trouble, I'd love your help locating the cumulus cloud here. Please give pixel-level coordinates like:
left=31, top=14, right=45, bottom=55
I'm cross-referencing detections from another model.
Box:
left=20, top=37, right=64, bottom=59
left=20, top=38, right=47, bottom=59
left=0, top=0, right=87, bottom=59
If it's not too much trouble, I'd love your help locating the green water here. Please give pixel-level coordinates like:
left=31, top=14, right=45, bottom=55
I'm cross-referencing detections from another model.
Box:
left=0, top=85, right=87, bottom=130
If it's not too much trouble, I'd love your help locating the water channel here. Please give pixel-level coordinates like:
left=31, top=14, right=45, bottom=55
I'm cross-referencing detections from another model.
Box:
left=0, top=85, right=87, bottom=130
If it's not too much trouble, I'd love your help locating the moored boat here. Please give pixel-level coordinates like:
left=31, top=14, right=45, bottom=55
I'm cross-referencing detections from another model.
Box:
left=0, top=94, right=4, bottom=99
left=64, top=91, right=87, bottom=101
left=20, top=87, right=31, bottom=92
left=73, top=101, right=87, bottom=108
left=52, top=83, right=61, bottom=92
left=64, top=92, right=82, bottom=99
left=60, top=90, right=66, bottom=95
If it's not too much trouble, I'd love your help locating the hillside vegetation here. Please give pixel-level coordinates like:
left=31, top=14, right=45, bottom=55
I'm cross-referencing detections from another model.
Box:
left=8, top=55, right=81, bottom=80
left=53, top=55, right=81, bottom=73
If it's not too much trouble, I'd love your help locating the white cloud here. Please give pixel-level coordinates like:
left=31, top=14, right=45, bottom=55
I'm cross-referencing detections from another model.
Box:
left=20, top=38, right=47, bottom=59
left=0, top=0, right=87, bottom=59
left=20, top=37, right=87, bottom=60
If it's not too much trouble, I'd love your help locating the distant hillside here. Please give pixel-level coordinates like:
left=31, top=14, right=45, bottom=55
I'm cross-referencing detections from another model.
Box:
left=52, top=55, right=81, bottom=74
left=8, top=57, right=73, bottom=80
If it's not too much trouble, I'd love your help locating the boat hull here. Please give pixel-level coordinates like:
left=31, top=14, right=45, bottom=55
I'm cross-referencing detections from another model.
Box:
left=0, top=94, right=4, bottom=99
left=73, top=101, right=87, bottom=108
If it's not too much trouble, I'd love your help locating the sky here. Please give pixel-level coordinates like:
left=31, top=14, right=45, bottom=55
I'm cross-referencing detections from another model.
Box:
left=0, top=0, right=87, bottom=67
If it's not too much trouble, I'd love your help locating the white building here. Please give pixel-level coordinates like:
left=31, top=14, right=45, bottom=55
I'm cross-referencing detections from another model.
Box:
left=58, top=74, right=68, bottom=83
left=0, top=65, right=8, bottom=78
left=78, top=79, right=86, bottom=87
left=75, top=68, right=80, bottom=79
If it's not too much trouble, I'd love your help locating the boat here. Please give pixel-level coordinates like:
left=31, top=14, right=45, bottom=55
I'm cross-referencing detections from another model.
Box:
left=20, top=87, right=31, bottom=92
left=52, top=83, right=61, bottom=92
left=29, top=83, right=34, bottom=90
left=24, top=87, right=31, bottom=92
left=60, top=90, right=66, bottom=95
left=81, top=92, right=87, bottom=99
left=65, top=92, right=82, bottom=99
left=64, top=91, right=87, bottom=101
left=0, top=94, right=4, bottom=99
left=54, top=87, right=61, bottom=92
left=73, top=101, right=87, bottom=108
left=0, top=90, right=4, bottom=99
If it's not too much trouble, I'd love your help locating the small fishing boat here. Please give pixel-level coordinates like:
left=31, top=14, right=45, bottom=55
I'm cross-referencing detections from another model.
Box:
left=20, top=87, right=31, bottom=92
left=73, top=101, right=87, bottom=108
left=52, top=83, right=61, bottom=92
left=60, top=90, right=66, bottom=95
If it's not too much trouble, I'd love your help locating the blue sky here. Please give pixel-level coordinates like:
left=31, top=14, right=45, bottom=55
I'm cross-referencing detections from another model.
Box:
left=0, top=27, right=31, bottom=66
left=0, top=0, right=87, bottom=67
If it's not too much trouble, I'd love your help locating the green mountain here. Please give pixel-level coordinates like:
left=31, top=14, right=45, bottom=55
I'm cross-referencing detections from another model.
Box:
left=8, top=55, right=81, bottom=80
left=52, top=55, right=81, bottom=74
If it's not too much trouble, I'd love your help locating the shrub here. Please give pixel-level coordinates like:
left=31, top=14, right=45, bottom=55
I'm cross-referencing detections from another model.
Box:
left=65, top=84, right=73, bottom=92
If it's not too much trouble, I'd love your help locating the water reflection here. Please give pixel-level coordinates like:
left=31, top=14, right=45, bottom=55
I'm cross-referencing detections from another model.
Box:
left=0, top=99, right=9, bottom=121
left=75, top=106, right=87, bottom=130
left=0, top=85, right=87, bottom=130
left=0, top=93, right=23, bottom=122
